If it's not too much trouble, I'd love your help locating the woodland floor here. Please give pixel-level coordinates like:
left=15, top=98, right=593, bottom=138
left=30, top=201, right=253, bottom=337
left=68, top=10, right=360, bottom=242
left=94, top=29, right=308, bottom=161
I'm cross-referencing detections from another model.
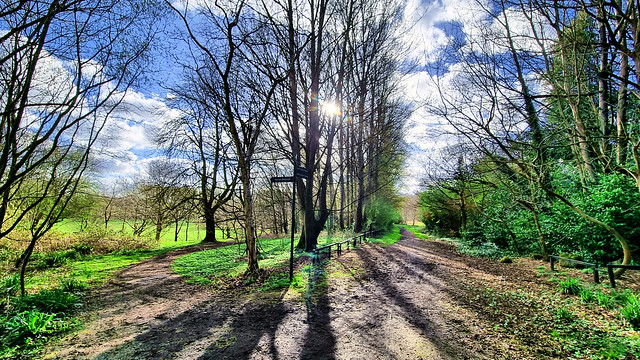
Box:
left=42, top=228, right=639, bottom=359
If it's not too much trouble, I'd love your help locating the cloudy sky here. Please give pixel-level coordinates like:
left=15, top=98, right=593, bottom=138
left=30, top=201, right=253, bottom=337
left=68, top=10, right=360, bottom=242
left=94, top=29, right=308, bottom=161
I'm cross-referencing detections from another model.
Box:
left=90, top=0, right=530, bottom=193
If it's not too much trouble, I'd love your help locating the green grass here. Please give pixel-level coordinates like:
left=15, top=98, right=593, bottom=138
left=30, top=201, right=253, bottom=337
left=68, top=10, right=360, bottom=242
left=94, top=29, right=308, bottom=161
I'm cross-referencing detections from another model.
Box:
left=403, top=225, right=430, bottom=240
left=559, top=277, right=583, bottom=295
left=172, top=237, right=294, bottom=285
left=52, top=219, right=229, bottom=244
left=9, top=221, right=240, bottom=293
left=369, top=225, right=401, bottom=246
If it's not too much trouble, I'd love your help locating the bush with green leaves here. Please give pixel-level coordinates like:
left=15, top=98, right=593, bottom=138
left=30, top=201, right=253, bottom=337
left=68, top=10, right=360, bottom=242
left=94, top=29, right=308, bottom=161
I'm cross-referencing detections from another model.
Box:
left=458, top=190, right=540, bottom=256
left=579, top=288, right=595, bottom=304
left=1, top=282, right=83, bottom=358
left=595, top=290, right=616, bottom=309
left=419, top=189, right=464, bottom=236
left=1, top=310, right=57, bottom=347
left=544, top=173, right=640, bottom=264
left=364, top=198, right=401, bottom=230
left=11, top=289, right=80, bottom=315
left=621, top=293, right=640, bottom=330
left=559, top=277, right=582, bottom=295
left=432, top=163, right=640, bottom=263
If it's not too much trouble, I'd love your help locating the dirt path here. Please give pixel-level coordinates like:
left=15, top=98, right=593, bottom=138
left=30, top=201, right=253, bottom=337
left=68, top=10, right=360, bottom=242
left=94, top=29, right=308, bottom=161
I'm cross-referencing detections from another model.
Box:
left=45, top=228, right=564, bottom=359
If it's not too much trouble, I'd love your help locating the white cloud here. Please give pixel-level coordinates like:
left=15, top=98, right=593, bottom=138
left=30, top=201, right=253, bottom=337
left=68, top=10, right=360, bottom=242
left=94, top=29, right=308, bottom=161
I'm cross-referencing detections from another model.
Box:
left=92, top=90, right=182, bottom=187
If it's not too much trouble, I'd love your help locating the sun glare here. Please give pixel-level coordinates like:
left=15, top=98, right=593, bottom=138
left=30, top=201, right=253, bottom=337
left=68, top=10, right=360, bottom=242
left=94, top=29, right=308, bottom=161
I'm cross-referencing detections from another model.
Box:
left=320, top=101, right=341, bottom=116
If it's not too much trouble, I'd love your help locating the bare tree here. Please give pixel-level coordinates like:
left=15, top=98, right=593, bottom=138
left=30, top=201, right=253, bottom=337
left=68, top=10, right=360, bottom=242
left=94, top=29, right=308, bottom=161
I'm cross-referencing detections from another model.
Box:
left=159, top=71, right=237, bottom=243
left=167, top=0, right=284, bottom=274
left=1, top=0, right=162, bottom=294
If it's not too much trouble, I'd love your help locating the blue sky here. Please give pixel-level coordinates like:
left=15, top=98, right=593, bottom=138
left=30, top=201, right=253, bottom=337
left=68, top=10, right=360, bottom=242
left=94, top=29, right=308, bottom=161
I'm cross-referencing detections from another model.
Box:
left=84, top=0, right=549, bottom=193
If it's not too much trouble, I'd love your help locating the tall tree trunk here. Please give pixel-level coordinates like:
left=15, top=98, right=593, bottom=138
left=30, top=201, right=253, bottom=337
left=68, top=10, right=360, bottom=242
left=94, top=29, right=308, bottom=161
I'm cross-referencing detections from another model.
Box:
left=597, top=2, right=611, bottom=160
left=242, top=174, right=259, bottom=275
left=354, top=97, right=366, bottom=232
left=202, top=209, right=217, bottom=243
left=616, top=9, right=629, bottom=166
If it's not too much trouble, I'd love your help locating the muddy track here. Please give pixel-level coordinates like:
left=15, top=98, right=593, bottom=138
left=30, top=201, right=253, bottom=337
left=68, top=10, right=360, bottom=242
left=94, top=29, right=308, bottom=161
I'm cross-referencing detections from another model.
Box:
left=45, top=228, right=564, bottom=359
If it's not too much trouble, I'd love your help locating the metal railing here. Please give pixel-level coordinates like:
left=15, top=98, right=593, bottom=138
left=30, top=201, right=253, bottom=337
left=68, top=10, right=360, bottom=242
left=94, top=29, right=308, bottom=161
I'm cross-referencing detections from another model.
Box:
left=312, top=230, right=379, bottom=263
left=606, top=264, right=640, bottom=288
left=549, top=255, right=601, bottom=284
left=549, top=255, right=640, bottom=288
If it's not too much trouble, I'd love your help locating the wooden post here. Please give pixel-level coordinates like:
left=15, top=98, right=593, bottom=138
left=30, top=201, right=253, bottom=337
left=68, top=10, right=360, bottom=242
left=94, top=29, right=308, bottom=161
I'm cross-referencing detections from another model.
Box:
left=593, top=265, right=599, bottom=284
left=550, top=256, right=556, bottom=272
left=607, top=265, right=616, bottom=288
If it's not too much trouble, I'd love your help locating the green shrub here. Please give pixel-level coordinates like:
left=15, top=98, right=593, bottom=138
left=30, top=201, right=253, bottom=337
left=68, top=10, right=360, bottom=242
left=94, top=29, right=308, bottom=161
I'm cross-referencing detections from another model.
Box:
left=36, top=251, right=67, bottom=268
left=12, top=289, right=80, bottom=315
left=595, top=290, right=615, bottom=309
left=555, top=306, right=574, bottom=321
left=621, top=293, right=640, bottom=330
left=0, top=274, right=20, bottom=297
left=559, top=277, right=582, bottom=295
left=457, top=241, right=506, bottom=259
left=579, top=288, right=595, bottom=304
left=71, top=243, right=93, bottom=255
left=365, top=198, right=401, bottom=230
left=546, top=173, right=640, bottom=265
left=59, top=278, right=88, bottom=294
left=612, top=288, right=633, bottom=305
left=1, top=310, right=56, bottom=347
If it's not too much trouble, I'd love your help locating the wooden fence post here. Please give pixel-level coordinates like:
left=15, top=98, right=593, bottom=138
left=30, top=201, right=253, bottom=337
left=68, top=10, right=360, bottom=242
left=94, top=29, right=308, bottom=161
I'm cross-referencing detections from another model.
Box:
left=607, top=265, right=615, bottom=288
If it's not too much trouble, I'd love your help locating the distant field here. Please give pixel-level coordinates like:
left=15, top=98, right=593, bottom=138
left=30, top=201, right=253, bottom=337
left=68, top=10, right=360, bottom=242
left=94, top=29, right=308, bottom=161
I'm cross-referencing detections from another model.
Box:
left=52, top=219, right=222, bottom=244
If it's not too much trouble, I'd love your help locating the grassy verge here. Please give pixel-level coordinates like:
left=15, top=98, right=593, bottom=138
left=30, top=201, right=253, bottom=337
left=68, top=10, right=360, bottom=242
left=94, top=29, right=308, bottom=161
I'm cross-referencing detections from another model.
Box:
left=0, top=226, right=234, bottom=359
left=402, top=225, right=430, bottom=240
left=172, top=237, right=296, bottom=286
left=369, top=225, right=402, bottom=246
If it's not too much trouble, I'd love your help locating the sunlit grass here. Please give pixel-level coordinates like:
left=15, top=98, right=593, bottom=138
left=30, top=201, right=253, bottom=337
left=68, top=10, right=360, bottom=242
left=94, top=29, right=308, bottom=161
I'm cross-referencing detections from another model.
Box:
left=8, top=221, right=238, bottom=293
left=52, top=219, right=230, bottom=244
left=369, top=225, right=401, bottom=246
left=403, top=224, right=430, bottom=240
left=172, top=237, right=295, bottom=284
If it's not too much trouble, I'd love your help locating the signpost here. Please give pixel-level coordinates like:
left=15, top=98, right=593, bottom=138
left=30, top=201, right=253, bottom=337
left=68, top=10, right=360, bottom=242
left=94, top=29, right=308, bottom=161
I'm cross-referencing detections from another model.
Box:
left=270, top=158, right=309, bottom=282
left=270, top=176, right=294, bottom=183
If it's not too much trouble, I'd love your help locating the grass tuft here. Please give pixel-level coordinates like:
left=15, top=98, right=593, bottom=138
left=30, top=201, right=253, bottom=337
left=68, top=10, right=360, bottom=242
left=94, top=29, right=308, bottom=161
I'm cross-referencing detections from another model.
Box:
left=621, top=293, right=640, bottom=330
left=558, top=277, right=582, bottom=295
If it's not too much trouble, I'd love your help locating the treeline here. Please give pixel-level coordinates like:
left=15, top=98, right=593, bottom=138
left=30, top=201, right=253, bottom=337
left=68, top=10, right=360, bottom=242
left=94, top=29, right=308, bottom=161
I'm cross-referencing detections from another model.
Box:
left=419, top=0, right=640, bottom=276
left=1, top=0, right=409, bottom=290
left=157, top=0, right=409, bottom=274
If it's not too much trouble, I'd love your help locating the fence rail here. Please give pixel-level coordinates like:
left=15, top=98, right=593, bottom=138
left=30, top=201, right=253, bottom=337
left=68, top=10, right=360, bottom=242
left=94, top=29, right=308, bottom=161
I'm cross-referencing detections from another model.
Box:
left=549, top=255, right=640, bottom=288
left=549, top=255, right=600, bottom=284
left=606, top=264, right=640, bottom=288
left=312, top=230, right=379, bottom=263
